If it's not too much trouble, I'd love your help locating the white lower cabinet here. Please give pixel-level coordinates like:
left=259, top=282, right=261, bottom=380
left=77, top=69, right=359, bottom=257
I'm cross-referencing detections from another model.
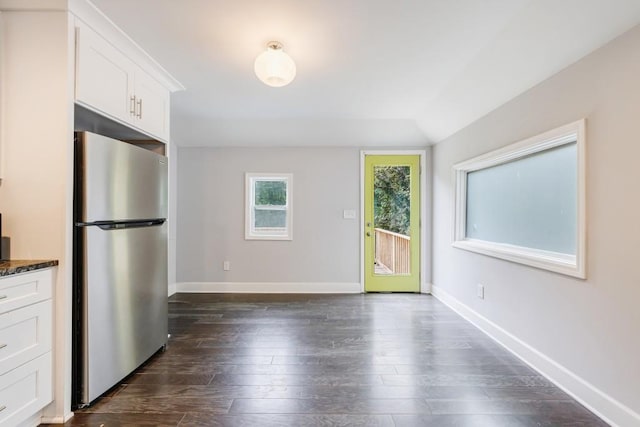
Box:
left=0, top=269, right=54, bottom=427
left=0, top=353, right=52, bottom=427
left=0, top=301, right=52, bottom=376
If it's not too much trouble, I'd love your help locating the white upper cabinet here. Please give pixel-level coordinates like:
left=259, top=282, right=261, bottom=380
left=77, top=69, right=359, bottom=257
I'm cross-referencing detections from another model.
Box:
left=75, top=22, right=172, bottom=141
left=76, top=22, right=135, bottom=124
left=132, top=66, right=170, bottom=140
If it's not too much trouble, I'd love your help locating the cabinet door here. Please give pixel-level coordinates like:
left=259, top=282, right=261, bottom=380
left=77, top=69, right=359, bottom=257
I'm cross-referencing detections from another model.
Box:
left=75, top=23, right=135, bottom=124
left=0, top=301, right=52, bottom=375
left=0, top=352, right=52, bottom=426
left=133, top=69, right=170, bottom=141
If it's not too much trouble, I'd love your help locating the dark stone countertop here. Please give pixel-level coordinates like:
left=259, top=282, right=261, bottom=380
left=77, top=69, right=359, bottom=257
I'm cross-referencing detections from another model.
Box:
left=0, top=260, right=59, bottom=277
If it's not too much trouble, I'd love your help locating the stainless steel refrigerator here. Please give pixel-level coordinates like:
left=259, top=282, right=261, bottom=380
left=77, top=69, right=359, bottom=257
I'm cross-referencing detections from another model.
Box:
left=73, top=131, right=168, bottom=407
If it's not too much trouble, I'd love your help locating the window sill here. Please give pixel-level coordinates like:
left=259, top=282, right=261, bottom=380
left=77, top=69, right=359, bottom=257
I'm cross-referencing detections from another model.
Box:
left=452, top=239, right=584, bottom=279
left=245, top=235, right=293, bottom=241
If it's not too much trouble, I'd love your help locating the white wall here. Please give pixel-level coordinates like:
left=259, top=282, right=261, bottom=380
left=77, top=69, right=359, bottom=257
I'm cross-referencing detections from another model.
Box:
left=0, top=10, right=74, bottom=423
left=432, top=24, right=640, bottom=425
left=177, top=147, right=362, bottom=291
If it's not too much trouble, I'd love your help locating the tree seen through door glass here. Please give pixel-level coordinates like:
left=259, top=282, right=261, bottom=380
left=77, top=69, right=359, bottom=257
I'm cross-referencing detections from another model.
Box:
left=255, top=180, right=287, bottom=228
left=374, top=166, right=411, bottom=275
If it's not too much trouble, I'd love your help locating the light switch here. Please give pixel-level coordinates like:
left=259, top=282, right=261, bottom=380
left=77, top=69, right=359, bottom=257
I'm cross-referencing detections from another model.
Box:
left=343, top=210, right=356, bottom=219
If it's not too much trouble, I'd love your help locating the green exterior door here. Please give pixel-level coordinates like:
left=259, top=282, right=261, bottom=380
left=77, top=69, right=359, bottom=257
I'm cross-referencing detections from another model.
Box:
left=364, top=155, right=420, bottom=292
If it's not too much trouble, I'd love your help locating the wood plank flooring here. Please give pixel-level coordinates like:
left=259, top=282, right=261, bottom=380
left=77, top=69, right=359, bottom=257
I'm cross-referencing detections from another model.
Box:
left=48, top=294, right=607, bottom=426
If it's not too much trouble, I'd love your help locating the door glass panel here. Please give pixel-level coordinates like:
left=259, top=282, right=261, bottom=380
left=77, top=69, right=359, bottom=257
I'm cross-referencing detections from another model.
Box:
left=373, top=166, right=411, bottom=276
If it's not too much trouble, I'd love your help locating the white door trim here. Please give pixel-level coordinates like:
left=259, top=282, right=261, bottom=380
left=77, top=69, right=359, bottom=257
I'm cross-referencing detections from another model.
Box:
left=360, top=150, right=429, bottom=293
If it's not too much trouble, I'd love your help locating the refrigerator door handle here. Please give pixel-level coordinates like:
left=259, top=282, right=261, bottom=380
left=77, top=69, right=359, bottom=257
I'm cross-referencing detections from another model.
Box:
left=76, top=219, right=166, bottom=230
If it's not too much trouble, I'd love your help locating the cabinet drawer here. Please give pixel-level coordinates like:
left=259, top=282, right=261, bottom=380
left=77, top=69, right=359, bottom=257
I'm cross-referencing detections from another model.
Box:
left=0, top=352, right=52, bottom=427
left=0, top=269, right=53, bottom=315
left=0, top=301, right=52, bottom=375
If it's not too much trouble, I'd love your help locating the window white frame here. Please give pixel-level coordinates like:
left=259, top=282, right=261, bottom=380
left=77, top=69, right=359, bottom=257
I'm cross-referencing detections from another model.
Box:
left=452, top=119, right=586, bottom=278
left=245, top=173, right=293, bottom=240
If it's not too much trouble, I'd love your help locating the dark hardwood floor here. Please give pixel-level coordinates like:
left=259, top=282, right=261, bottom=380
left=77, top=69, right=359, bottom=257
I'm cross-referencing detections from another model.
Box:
left=49, top=293, right=607, bottom=426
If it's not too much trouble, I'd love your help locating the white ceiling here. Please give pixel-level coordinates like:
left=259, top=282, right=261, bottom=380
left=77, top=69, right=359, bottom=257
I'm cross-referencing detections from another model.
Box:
left=91, top=0, right=640, bottom=147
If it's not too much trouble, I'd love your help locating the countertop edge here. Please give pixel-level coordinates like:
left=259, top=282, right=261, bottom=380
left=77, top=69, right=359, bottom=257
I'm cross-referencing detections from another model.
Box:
left=0, top=260, right=59, bottom=277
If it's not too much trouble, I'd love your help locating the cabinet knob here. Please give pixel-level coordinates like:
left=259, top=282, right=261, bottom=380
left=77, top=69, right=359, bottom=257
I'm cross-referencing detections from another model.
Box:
left=136, top=98, right=143, bottom=119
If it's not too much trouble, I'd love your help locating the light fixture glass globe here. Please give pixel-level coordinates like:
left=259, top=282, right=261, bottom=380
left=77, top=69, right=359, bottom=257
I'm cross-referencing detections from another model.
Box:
left=254, top=42, right=296, bottom=87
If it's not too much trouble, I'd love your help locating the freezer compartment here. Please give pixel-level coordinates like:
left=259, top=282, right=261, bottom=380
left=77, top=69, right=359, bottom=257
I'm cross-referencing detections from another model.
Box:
left=79, top=222, right=168, bottom=405
left=76, top=131, right=168, bottom=223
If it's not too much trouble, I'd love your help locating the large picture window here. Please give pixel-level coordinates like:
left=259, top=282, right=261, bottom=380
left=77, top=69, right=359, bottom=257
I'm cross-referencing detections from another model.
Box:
left=453, top=120, right=586, bottom=278
left=245, top=173, right=293, bottom=240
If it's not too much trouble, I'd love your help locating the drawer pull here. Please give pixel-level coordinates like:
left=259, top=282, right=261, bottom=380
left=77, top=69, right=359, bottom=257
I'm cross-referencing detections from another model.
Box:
left=0, top=405, right=5, bottom=412
left=130, top=95, right=137, bottom=115
left=0, top=295, right=7, bottom=300
left=0, top=344, right=6, bottom=350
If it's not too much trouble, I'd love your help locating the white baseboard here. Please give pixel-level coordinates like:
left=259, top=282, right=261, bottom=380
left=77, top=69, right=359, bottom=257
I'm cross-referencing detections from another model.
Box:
left=168, top=282, right=177, bottom=297
left=431, top=285, right=639, bottom=427
left=176, top=282, right=362, bottom=294
left=40, top=411, right=74, bottom=424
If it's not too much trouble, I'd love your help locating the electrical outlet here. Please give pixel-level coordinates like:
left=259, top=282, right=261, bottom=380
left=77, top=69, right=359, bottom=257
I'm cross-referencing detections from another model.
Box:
left=223, top=261, right=230, bottom=271
left=477, top=283, right=485, bottom=299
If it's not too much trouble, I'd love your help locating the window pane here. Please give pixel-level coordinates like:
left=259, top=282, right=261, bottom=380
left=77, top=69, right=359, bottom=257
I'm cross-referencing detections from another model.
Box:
left=255, top=208, right=287, bottom=228
left=255, top=180, right=287, bottom=205
left=465, top=142, right=577, bottom=254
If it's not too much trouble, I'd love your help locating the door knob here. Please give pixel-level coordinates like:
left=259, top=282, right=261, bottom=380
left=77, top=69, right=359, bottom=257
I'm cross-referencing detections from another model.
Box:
left=366, top=232, right=371, bottom=237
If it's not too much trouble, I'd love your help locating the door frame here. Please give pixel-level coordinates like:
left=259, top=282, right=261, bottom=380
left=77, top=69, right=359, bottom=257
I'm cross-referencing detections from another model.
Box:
left=360, top=150, right=429, bottom=293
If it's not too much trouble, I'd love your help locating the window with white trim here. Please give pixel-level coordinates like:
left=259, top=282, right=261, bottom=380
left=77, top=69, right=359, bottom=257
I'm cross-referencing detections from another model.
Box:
left=245, top=173, right=293, bottom=240
left=452, top=120, right=586, bottom=278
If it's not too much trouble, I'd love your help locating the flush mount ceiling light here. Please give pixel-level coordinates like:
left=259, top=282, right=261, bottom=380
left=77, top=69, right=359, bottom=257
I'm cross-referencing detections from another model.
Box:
left=254, top=41, right=296, bottom=87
